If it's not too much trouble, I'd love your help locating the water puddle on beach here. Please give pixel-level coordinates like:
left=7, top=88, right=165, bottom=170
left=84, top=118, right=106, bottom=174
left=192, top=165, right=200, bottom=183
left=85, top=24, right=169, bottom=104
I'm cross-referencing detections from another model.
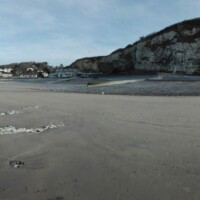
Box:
left=0, top=106, right=40, bottom=116
left=0, top=122, right=64, bottom=135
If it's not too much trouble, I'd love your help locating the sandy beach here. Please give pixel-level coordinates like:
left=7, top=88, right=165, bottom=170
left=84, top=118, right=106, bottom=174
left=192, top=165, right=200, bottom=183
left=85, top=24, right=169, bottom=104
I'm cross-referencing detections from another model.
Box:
left=0, top=82, right=200, bottom=200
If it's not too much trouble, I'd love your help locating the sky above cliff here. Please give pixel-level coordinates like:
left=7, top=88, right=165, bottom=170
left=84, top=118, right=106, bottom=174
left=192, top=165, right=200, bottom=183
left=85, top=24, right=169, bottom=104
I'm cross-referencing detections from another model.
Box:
left=0, top=0, right=200, bottom=66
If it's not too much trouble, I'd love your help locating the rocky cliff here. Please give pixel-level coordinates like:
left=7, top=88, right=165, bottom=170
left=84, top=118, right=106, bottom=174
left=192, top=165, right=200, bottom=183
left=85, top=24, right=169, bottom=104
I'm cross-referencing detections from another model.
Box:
left=70, top=18, right=200, bottom=75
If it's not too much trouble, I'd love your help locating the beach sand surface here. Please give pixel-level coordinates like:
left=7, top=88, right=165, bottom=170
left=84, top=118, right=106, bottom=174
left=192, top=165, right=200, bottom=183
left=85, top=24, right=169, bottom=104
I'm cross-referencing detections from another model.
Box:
left=0, top=83, right=200, bottom=200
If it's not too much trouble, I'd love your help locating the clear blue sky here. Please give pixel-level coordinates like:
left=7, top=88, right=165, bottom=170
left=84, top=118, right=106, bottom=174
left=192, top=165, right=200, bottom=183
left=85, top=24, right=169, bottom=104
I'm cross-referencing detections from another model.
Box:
left=0, top=0, right=199, bottom=66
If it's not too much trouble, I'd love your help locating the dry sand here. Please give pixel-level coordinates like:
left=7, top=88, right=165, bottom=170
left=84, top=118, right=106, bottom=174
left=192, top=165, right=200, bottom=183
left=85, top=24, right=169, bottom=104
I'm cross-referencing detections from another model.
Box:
left=0, top=83, right=200, bottom=200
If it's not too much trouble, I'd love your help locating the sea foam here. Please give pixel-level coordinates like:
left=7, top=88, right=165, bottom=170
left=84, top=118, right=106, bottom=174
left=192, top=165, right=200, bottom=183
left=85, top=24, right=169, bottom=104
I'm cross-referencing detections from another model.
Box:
left=0, top=122, right=64, bottom=135
left=0, top=106, right=40, bottom=116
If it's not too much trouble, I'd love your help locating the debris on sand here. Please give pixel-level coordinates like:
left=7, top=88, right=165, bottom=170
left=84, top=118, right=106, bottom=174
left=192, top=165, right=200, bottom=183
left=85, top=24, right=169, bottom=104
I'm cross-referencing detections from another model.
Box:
left=9, top=160, right=24, bottom=168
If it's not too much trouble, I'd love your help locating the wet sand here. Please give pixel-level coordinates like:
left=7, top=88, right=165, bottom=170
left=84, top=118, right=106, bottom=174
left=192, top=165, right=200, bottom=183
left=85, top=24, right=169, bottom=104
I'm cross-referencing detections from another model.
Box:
left=0, top=83, right=200, bottom=200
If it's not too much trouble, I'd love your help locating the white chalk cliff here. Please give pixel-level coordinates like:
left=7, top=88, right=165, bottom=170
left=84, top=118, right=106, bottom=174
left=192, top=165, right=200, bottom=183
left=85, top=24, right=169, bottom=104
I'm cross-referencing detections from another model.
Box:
left=70, top=18, right=200, bottom=75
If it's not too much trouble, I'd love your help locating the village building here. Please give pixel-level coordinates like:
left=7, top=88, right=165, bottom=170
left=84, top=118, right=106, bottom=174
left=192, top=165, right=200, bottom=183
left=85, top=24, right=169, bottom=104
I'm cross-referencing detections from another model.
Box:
left=48, top=68, right=77, bottom=78
left=42, top=72, right=49, bottom=78
left=26, top=68, right=34, bottom=72
left=81, top=73, right=92, bottom=78
left=48, top=73, right=57, bottom=78
left=1, top=73, right=13, bottom=78
left=0, top=67, right=13, bottom=78
left=0, top=68, right=12, bottom=73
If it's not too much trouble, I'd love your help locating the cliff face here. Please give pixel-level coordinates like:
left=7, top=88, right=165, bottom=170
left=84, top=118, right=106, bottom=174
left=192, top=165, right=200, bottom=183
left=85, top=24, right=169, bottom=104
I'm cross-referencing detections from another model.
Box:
left=70, top=18, right=200, bottom=75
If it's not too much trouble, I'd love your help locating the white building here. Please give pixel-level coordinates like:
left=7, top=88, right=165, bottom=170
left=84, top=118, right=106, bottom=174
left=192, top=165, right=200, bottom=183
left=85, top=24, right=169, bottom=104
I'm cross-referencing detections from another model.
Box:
left=49, top=70, right=74, bottom=78
left=0, top=68, right=12, bottom=73
left=49, top=73, right=57, bottom=78
left=0, top=68, right=13, bottom=78
left=57, top=72, right=73, bottom=78
left=2, top=73, right=13, bottom=78
left=42, top=72, right=49, bottom=78
left=26, top=68, right=34, bottom=72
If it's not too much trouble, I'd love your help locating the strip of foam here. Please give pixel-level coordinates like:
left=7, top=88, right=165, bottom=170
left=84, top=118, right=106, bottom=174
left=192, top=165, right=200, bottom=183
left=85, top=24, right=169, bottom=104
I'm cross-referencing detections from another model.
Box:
left=0, top=122, right=64, bottom=135
left=0, top=106, right=40, bottom=116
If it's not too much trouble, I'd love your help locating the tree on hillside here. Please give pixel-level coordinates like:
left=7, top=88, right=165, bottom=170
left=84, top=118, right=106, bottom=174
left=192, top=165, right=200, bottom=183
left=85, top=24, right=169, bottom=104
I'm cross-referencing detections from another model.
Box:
left=11, top=69, right=16, bottom=76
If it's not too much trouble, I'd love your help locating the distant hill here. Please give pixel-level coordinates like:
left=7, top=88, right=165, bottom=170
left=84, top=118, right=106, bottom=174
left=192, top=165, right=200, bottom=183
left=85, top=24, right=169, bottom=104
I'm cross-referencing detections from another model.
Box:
left=0, top=62, right=50, bottom=76
left=69, top=18, right=200, bottom=75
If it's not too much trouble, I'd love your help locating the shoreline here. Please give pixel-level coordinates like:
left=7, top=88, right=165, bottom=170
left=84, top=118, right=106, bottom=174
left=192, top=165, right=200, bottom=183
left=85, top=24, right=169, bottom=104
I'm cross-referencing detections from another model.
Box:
left=2, top=76, right=200, bottom=96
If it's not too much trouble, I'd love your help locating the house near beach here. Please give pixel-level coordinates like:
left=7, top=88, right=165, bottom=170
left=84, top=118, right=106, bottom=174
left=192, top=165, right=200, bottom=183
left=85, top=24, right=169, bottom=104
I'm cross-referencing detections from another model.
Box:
left=0, top=67, right=13, bottom=78
left=57, top=71, right=74, bottom=78
left=48, top=68, right=76, bottom=78
left=0, top=73, right=13, bottom=78
left=81, top=73, right=92, bottom=78
left=0, top=67, right=12, bottom=73
left=48, top=73, right=57, bottom=78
